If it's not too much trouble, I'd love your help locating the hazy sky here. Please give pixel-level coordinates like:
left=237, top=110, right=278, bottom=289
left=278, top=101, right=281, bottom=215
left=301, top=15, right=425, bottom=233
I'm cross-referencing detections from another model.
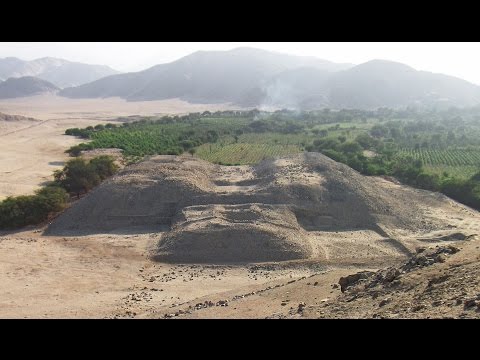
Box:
left=1, top=42, right=480, bottom=84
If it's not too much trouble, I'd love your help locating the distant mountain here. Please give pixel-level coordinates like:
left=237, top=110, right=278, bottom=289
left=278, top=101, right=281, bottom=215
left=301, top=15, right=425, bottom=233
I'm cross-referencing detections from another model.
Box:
left=327, top=60, right=480, bottom=109
left=243, top=60, right=480, bottom=109
left=0, top=57, right=120, bottom=88
left=0, top=76, right=58, bottom=99
left=59, top=48, right=480, bottom=109
left=239, top=67, right=332, bottom=108
left=59, top=47, right=353, bottom=103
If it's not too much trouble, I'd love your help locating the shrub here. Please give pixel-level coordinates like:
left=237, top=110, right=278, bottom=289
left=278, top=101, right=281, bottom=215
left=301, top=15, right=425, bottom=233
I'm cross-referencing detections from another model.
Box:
left=0, top=186, right=68, bottom=229
left=54, top=156, right=118, bottom=198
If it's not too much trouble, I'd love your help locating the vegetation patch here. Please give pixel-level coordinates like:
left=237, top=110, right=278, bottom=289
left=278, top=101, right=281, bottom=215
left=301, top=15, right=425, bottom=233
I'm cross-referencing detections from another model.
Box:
left=0, top=156, right=118, bottom=230
left=64, top=107, right=480, bottom=210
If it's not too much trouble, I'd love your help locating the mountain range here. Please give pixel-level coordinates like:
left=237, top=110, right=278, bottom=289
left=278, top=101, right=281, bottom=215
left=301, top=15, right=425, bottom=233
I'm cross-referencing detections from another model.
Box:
left=2, top=48, right=480, bottom=110
left=58, top=48, right=480, bottom=109
left=59, top=48, right=352, bottom=103
left=0, top=57, right=119, bottom=88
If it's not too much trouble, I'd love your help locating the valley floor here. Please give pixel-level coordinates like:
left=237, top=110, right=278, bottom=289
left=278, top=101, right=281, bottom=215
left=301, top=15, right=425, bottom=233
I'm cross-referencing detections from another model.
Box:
left=0, top=95, right=238, bottom=200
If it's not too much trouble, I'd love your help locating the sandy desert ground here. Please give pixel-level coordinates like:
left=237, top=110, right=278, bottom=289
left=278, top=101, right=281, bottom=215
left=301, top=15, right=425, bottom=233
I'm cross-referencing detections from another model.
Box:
left=0, top=95, right=239, bottom=200
left=0, top=207, right=478, bottom=319
left=0, top=228, right=325, bottom=318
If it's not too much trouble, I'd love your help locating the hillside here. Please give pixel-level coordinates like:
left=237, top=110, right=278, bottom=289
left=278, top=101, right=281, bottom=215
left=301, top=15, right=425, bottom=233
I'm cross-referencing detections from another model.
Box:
left=240, top=67, right=332, bottom=108
left=0, top=76, right=58, bottom=99
left=59, top=47, right=353, bottom=103
left=0, top=57, right=119, bottom=88
left=245, top=60, right=480, bottom=109
left=327, top=60, right=480, bottom=109
left=160, top=238, right=479, bottom=319
left=58, top=48, right=480, bottom=109
left=298, top=239, right=480, bottom=319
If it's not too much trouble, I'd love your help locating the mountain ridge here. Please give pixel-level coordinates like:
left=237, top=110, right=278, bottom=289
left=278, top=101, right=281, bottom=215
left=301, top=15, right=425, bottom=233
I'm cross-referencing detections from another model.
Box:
left=52, top=48, right=480, bottom=109
left=59, top=47, right=354, bottom=104
left=0, top=76, right=58, bottom=99
left=0, top=57, right=120, bottom=88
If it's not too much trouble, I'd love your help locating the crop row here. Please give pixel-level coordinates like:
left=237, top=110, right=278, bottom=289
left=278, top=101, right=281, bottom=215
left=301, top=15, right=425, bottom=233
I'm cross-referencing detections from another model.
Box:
left=397, top=148, right=480, bottom=167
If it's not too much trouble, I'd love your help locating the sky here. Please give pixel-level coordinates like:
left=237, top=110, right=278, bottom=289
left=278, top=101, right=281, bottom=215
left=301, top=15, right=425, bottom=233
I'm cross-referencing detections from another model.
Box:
left=1, top=42, right=480, bottom=85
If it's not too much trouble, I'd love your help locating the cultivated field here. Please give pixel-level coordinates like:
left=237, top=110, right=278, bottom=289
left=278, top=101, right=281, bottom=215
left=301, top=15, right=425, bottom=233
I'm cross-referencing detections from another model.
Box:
left=196, top=143, right=302, bottom=165
left=396, top=148, right=480, bottom=179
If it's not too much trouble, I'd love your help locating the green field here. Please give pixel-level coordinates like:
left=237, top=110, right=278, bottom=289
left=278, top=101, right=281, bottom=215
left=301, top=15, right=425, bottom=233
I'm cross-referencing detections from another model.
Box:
left=194, top=124, right=370, bottom=165
left=424, top=165, right=479, bottom=180
left=396, top=149, right=480, bottom=179
left=237, top=132, right=310, bottom=146
left=196, top=143, right=302, bottom=165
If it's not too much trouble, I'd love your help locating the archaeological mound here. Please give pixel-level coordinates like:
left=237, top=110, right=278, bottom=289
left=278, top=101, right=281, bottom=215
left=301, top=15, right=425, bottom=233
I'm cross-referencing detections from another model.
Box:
left=46, top=153, right=473, bottom=263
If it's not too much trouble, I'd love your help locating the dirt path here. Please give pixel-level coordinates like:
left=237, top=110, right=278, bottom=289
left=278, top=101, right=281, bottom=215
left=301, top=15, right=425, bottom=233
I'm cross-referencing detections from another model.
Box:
left=0, top=119, right=50, bottom=137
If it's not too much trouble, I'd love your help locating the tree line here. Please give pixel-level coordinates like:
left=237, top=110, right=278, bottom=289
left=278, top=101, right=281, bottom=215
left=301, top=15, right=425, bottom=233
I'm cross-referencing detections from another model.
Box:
left=306, top=129, right=480, bottom=210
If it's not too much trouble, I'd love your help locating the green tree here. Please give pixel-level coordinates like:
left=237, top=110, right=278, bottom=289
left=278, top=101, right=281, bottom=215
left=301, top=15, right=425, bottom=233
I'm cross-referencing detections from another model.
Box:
left=56, top=159, right=97, bottom=198
left=339, top=141, right=363, bottom=154
left=89, top=156, right=119, bottom=180
left=416, top=173, right=440, bottom=191
left=370, top=124, right=388, bottom=138
left=0, top=187, right=68, bottom=229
